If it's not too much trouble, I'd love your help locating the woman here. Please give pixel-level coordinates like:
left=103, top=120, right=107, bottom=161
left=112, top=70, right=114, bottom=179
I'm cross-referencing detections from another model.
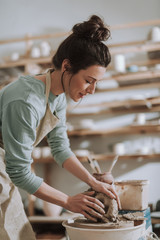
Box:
left=0, top=15, right=120, bottom=239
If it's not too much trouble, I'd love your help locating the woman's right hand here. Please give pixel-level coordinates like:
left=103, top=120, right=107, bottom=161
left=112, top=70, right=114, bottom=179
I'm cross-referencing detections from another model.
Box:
left=92, top=172, right=121, bottom=210
left=66, top=191, right=105, bottom=222
left=93, top=172, right=114, bottom=185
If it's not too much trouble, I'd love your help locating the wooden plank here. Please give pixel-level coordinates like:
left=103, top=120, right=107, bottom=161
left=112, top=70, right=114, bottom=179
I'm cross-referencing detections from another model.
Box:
left=110, top=19, right=160, bottom=30
left=67, top=96, right=160, bottom=116
left=29, top=215, right=68, bottom=224
left=0, top=32, right=70, bottom=45
left=96, top=82, right=160, bottom=92
left=108, top=40, right=146, bottom=48
left=33, top=153, right=160, bottom=164
left=67, top=97, right=160, bottom=110
left=67, top=106, right=160, bottom=117
left=29, top=213, right=81, bottom=223
left=0, top=56, right=53, bottom=69
left=110, top=42, right=160, bottom=55
left=79, top=153, right=160, bottom=162
left=151, top=217, right=160, bottom=224
left=67, top=124, right=160, bottom=137
left=107, top=58, right=160, bottom=71
left=102, top=69, right=160, bottom=82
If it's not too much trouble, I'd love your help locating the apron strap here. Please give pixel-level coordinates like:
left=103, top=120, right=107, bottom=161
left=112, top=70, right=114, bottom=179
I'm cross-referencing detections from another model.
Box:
left=45, top=69, right=52, bottom=103
left=0, top=131, right=4, bottom=149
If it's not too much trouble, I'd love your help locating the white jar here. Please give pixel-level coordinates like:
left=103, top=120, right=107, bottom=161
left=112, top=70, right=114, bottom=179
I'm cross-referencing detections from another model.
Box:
left=113, top=142, right=125, bottom=155
left=151, top=26, right=160, bottom=42
left=136, top=113, right=146, bottom=125
left=113, top=54, right=126, bottom=73
left=31, top=47, right=41, bottom=58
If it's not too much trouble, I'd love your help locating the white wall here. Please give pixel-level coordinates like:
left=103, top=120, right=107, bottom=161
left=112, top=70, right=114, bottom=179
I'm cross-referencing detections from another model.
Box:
left=1, top=0, right=160, bottom=208
left=1, top=0, right=159, bottom=38
left=1, top=0, right=160, bottom=55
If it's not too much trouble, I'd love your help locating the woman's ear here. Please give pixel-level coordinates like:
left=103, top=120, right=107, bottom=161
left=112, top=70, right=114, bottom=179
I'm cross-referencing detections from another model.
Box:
left=62, top=59, right=71, bottom=72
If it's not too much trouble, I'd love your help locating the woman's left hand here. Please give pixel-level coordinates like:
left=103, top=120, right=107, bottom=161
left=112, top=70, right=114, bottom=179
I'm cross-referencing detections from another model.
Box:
left=90, top=179, right=121, bottom=209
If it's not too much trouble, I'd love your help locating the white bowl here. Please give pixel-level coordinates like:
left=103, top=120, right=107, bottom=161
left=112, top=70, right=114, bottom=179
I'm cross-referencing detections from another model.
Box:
left=63, top=220, right=145, bottom=240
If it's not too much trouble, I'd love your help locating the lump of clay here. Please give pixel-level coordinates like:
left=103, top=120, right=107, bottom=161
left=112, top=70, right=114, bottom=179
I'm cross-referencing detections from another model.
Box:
left=88, top=172, right=118, bottom=223
left=94, top=192, right=118, bottom=223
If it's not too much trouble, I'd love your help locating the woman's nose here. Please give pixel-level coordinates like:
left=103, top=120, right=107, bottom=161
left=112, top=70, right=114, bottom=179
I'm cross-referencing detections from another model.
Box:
left=87, top=83, right=96, bottom=94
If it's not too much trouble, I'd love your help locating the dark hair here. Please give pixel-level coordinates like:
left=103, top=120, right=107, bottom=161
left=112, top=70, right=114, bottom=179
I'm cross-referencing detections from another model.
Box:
left=52, top=15, right=111, bottom=74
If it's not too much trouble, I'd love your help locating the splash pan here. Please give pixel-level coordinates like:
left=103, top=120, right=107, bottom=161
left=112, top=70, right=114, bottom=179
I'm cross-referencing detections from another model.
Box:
left=62, top=218, right=145, bottom=240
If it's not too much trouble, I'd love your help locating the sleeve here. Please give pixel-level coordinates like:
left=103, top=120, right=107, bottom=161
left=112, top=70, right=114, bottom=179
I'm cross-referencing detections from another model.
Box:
left=2, top=100, right=43, bottom=194
left=47, top=95, right=75, bottom=167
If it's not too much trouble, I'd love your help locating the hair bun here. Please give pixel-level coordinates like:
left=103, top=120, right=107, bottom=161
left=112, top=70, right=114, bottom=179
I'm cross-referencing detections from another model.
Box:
left=72, top=15, right=110, bottom=42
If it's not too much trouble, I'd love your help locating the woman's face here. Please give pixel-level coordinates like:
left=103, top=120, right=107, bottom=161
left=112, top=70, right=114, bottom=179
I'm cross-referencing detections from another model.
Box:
left=67, top=65, right=106, bottom=102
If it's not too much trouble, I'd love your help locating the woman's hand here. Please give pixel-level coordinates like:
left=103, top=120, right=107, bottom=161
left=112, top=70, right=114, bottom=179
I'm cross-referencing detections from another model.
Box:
left=93, top=172, right=114, bottom=185
left=66, top=191, right=105, bottom=222
left=90, top=179, right=121, bottom=209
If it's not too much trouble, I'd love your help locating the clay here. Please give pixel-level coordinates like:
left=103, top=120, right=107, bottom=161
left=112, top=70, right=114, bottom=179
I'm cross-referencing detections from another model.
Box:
left=71, top=217, right=134, bottom=229
left=82, top=173, right=146, bottom=230
left=94, top=192, right=118, bottom=222
left=90, top=172, right=118, bottom=223
left=93, top=172, right=114, bottom=185
left=121, top=212, right=146, bottom=221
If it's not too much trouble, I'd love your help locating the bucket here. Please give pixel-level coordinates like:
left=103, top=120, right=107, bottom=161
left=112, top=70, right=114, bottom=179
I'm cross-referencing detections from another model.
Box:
left=63, top=220, right=145, bottom=240
left=115, top=180, right=149, bottom=210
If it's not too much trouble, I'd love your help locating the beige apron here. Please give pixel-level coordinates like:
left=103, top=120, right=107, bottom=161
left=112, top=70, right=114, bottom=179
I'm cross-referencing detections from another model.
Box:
left=0, top=69, right=59, bottom=240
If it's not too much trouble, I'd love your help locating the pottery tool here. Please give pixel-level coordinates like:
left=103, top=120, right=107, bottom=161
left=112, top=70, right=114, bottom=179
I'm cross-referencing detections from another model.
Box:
left=108, top=155, right=119, bottom=173
left=108, top=155, right=121, bottom=209
left=93, top=159, right=102, bottom=173
left=87, top=156, right=96, bottom=172
left=87, top=156, right=101, bottom=173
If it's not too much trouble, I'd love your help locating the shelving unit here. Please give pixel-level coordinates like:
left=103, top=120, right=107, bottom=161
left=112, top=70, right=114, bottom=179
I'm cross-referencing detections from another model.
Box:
left=67, top=96, right=160, bottom=116
left=66, top=19, right=160, bottom=177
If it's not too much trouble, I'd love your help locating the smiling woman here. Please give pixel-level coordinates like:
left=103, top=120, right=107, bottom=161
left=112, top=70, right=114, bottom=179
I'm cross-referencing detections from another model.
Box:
left=0, top=15, right=118, bottom=239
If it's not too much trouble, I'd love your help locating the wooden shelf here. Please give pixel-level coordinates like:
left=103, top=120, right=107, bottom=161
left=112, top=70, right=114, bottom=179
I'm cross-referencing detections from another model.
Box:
left=110, top=19, right=160, bottom=30
left=68, top=96, right=160, bottom=109
left=96, top=82, right=160, bottom=92
left=107, top=58, right=160, bottom=71
left=28, top=212, right=80, bottom=224
left=79, top=153, right=160, bottom=162
left=110, top=41, right=160, bottom=55
left=102, top=69, right=160, bottom=82
left=0, top=32, right=69, bottom=45
left=0, top=56, right=52, bottom=69
left=67, top=124, right=160, bottom=137
left=67, top=96, right=160, bottom=116
left=33, top=153, right=160, bottom=164
left=67, top=106, right=160, bottom=117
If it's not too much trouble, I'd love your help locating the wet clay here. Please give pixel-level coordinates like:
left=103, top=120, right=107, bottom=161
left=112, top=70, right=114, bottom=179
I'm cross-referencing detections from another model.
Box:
left=94, top=192, right=118, bottom=222
left=70, top=217, right=134, bottom=229
left=89, top=172, right=118, bottom=223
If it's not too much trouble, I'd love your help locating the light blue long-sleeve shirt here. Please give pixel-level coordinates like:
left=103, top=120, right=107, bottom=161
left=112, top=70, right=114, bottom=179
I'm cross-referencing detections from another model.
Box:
left=0, top=75, right=74, bottom=194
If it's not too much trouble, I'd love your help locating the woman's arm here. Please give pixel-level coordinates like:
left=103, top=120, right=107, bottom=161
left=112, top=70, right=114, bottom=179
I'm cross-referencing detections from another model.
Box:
left=33, top=181, right=105, bottom=222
